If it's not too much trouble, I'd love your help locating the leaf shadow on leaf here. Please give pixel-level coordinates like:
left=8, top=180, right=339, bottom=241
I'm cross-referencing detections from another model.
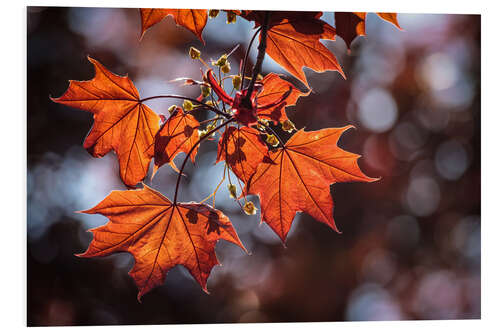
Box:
left=264, top=101, right=287, bottom=123
left=153, top=124, right=196, bottom=165
left=225, top=136, right=248, bottom=166
left=288, top=18, right=326, bottom=35
left=185, top=207, right=225, bottom=236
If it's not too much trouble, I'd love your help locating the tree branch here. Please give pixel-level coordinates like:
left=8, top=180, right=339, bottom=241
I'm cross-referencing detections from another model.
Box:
left=242, top=11, right=271, bottom=106
left=240, top=27, right=262, bottom=88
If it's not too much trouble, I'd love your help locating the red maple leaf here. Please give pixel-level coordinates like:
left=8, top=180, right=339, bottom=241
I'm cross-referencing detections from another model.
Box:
left=77, top=184, right=246, bottom=300
left=242, top=11, right=345, bottom=87
left=151, top=106, right=200, bottom=175
left=51, top=57, right=160, bottom=188
left=140, top=8, right=208, bottom=42
left=245, top=126, right=378, bottom=242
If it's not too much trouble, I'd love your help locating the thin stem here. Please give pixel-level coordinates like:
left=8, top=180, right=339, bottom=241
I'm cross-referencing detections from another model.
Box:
left=200, top=164, right=226, bottom=205
left=139, top=95, right=231, bottom=119
left=173, top=118, right=234, bottom=204
left=199, top=116, right=224, bottom=125
left=243, top=11, right=271, bottom=106
left=240, top=27, right=262, bottom=89
left=222, top=124, right=247, bottom=210
left=218, top=67, right=228, bottom=114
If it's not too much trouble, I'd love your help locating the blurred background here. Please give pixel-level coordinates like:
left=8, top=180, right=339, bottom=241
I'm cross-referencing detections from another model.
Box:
left=27, top=7, right=480, bottom=325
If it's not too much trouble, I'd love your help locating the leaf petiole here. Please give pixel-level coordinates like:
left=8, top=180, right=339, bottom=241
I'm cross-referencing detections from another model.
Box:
left=139, top=94, right=231, bottom=119
left=173, top=117, right=235, bottom=204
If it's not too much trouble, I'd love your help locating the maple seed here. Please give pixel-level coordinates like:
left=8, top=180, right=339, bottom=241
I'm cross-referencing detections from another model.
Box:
left=243, top=201, right=257, bottom=215
left=266, top=134, right=280, bottom=147
left=228, top=184, right=237, bottom=199
left=183, top=100, right=194, bottom=111
left=168, top=105, right=177, bottom=115
left=232, top=75, right=242, bottom=90
left=282, top=119, right=296, bottom=133
left=221, top=62, right=231, bottom=74
left=189, top=46, right=201, bottom=60
left=209, top=10, right=219, bottom=18
left=226, top=11, right=237, bottom=24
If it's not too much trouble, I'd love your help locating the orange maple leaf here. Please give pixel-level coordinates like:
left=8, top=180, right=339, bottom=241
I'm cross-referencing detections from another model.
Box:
left=77, top=184, right=246, bottom=300
left=376, top=13, right=402, bottom=29
left=216, top=126, right=270, bottom=185
left=334, top=12, right=367, bottom=49
left=243, top=11, right=345, bottom=88
left=152, top=107, right=200, bottom=175
left=140, top=8, right=208, bottom=42
left=335, top=12, right=401, bottom=49
left=257, top=73, right=309, bottom=124
left=245, top=126, right=378, bottom=242
left=51, top=57, right=160, bottom=188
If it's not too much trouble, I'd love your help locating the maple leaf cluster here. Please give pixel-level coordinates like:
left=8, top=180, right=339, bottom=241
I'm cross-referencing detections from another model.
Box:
left=51, top=9, right=400, bottom=300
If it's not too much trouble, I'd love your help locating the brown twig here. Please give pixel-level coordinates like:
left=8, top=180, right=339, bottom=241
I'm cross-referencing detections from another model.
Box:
left=242, top=11, right=271, bottom=107
left=173, top=118, right=234, bottom=204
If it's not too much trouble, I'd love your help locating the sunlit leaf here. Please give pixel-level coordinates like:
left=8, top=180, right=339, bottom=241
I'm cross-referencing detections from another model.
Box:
left=78, top=184, right=246, bottom=300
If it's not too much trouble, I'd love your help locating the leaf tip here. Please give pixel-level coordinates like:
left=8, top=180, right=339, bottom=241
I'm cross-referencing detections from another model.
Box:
left=338, top=67, right=347, bottom=80
left=139, top=30, right=146, bottom=41
left=201, top=285, right=210, bottom=295
left=86, top=54, right=97, bottom=64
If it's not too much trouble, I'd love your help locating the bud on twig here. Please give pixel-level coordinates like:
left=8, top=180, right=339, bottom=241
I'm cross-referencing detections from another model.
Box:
left=168, top=105, right=177, bottom=115
left=183, top=100, right=194, bottom=111
left=214, top=54, right=227, bottom=67
left=189, top=47, right=201, bottom=60
left=201, top=85, right=211, bottom=98
left=227, top=184, right=237, bottom=199
left=266, top=134, right=279, bottom=147
left=221, top=62, right=231, bottom=74
left=243, top=201, right=257, bottom=215
left=281, top=119, right=296, bottom=133
left=232, top=75, right=242, bottom=90
left=209, top=10, right=220, bottom=18
left=226, top=11, right=237, bottom=24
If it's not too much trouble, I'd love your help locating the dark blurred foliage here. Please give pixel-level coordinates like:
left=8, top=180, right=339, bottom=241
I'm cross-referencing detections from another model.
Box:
left=27, top=7, right=480, bottom=326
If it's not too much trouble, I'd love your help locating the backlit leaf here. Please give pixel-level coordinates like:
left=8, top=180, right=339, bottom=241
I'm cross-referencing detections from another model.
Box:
left=334, top=12, right=401, bottom=49
left=334, top=12, right=366, bottom=49
left=51, top=57, right=160, bottom=188
left=216, top=126, right=270, bottom=185
left=140, top=8, right=208, bottom=42
left=245, top=126, right=378, bottom=242
left=77, top=184, right=245, bottom=300
left=243, top=11, right=345, bottom=87
left=152, top=107, right=200, bottom=175
left=257, top=73, right=308, bottom=124
left=376, top=13, right=402, bottom=29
